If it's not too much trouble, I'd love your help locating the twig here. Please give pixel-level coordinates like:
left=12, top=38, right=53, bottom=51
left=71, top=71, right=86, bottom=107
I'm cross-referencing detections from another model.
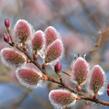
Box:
left=81, top=96, right=109, bottom=106
left=78, top=0, right=102, bottom=30
left=8, top=41, right=109, bottom=106
left=4, top=25, right=109, bottom=107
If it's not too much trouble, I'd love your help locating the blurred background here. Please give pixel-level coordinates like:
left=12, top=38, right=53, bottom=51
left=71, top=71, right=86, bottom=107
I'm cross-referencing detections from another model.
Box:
left=0, top=0, right=109, bottom=109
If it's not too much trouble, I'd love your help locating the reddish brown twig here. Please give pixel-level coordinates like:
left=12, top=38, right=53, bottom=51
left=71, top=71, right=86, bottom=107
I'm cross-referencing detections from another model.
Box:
left=4, top=27, right=109, bottom=107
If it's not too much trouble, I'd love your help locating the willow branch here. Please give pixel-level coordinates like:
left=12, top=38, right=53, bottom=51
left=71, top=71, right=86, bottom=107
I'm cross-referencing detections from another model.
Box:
left=81, top=96, right=109, bottom=106
left=6, top=38, right=109, bottom=107
left=8, top=42, right=109, bottom=106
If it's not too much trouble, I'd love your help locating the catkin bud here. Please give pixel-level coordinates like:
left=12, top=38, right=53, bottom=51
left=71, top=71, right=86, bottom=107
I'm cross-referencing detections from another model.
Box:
left=32, top=30, right=45, bottom=51
left=45, top=39, right=64, bottom=64
left=54, top=62, right=62, bottom=73
left=72, top=57, right=89, bottom=85
left=0, top=48, right=26, bottom=68
left=3, top=34, right=10, bottom=43
left=4, top=18, right=10, bottom=28
left=49, top=89, right=77, bottom=108
left=45, top=26, right=59, bottom=46
left=16, top=66, right=43, bottom=88
left=14, top=19, right=32, bottom=43
left=89, top=65, right=106, bottom=95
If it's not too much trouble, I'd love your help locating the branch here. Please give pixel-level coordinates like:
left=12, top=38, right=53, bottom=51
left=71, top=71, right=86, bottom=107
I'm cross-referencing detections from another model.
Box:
left=7, top=42, right=109, bottom=107
left=81, top=96, right=109, bottom=106
left=4, top=24, right=109, bottom=107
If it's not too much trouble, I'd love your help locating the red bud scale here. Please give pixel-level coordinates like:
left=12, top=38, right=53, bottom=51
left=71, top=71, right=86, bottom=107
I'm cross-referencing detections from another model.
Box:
left=54, top=62, right=62, bottom=73
left=4, top=18, right=10, bottom=28
left=3, top=34, right=10, bottom=43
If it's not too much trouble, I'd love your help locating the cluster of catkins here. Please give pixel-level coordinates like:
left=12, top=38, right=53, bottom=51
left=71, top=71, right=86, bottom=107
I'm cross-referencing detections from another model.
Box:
left=0, top=19, right=108, bottom=109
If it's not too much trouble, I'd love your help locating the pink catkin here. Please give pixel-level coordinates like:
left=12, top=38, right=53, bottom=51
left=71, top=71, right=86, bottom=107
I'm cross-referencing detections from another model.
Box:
left=89, top=65, right=105, bottom=94
left=14, top=19, right=32, bottom=43
left=45, top=39, right=63, bottom=64
left=32, top=30, right=45, bottom=51
left=49, top=89, right=75, bottom=107
left=45, top=26, right=59, bottom=46
left=16, top=67, right=42, bottom=88
left=72, top=57, right=89, bottom=85
left=0, top=48, right=26, bottom=67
